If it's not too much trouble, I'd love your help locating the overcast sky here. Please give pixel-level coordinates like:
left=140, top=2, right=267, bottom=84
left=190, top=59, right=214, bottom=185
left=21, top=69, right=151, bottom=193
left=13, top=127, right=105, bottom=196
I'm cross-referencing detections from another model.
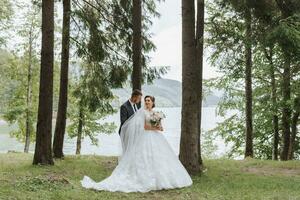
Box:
left=149, top=0, right=219, bottom=82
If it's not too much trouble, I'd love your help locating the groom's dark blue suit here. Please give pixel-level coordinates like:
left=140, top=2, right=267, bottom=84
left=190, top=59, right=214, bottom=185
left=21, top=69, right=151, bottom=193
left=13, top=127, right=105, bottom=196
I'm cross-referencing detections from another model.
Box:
left=119, top=100, right=141, bottom=134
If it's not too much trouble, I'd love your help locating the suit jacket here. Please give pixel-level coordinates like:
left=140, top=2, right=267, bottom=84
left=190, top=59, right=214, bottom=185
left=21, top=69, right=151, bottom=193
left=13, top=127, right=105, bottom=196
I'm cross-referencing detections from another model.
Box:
left=119, top=100, right=141, bottom=134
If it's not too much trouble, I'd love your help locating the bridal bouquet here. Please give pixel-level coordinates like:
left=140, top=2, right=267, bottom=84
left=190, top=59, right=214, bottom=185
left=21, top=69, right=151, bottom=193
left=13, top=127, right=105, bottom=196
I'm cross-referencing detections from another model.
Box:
left=150, top=111, right=166, bottom=127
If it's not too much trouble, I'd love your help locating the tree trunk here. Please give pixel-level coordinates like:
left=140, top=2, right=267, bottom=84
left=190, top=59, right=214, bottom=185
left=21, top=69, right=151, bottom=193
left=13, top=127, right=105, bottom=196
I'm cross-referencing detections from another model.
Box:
left=179, top=0, right=201, bottom=175
left=288, top=97, right=300, bottom=160
left=53, top=0, right=71, bottom=159
left=244, top=7, right=253, bottom=158
left=272, top=115, right=280, bottom=160
left=132, top=0, right=142, bottom=91
left=268, top=49, right=279, bottom=160
left=76, top=106, right=84, bottom=155
left=280, top=54, right=291, bottom=161
left=275, top=0, right=293, bottom=161
left=195, top=0, right=204, bottom=167
left=24, top=25, right=33, bottom=153
left=33, top=0, right=54, bottom=165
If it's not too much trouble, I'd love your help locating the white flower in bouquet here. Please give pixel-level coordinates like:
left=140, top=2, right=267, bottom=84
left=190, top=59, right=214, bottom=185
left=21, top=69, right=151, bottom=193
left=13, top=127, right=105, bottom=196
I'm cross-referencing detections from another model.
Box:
left=150, top=111, right=166, bottom=127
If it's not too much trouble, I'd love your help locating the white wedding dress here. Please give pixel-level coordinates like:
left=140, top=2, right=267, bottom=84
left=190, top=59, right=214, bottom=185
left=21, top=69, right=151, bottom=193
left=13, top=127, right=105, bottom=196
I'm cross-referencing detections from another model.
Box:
left=81, top=109, right=192, bottom=193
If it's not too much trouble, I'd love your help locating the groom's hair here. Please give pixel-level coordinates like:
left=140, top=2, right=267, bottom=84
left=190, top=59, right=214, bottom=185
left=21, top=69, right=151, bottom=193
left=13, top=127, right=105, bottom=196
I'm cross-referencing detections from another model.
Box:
left=131, top=89, right=142, bottom=97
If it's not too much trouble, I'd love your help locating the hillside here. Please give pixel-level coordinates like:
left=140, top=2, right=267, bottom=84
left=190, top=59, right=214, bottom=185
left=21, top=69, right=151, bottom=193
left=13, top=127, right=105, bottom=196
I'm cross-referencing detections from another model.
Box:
left=112, top=79, right=221, bottom=107
left=1, top=153, right=300, bottom=200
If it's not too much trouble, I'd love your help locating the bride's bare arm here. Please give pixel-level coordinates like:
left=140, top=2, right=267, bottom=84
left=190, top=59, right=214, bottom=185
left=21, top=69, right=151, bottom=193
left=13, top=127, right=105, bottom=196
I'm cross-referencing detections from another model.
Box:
left=144, top=123, right=157, bottom=131
left=144, top=121, right=163, bottom=131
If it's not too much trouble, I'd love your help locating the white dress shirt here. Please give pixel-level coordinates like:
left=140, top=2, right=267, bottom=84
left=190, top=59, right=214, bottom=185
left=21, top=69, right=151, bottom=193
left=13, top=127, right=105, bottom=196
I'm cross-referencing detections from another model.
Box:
left=129, top=99, right=137, bottom=112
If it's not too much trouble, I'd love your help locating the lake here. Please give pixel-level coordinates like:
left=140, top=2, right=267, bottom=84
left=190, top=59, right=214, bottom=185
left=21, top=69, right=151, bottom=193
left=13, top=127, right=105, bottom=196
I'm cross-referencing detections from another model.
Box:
left=0, top=106, right=228, bottom=157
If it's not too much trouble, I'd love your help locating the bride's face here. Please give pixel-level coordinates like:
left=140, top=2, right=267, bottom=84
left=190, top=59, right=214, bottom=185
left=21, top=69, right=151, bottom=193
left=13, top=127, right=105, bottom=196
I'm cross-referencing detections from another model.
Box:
left=144, top=97, right=153, bottom=109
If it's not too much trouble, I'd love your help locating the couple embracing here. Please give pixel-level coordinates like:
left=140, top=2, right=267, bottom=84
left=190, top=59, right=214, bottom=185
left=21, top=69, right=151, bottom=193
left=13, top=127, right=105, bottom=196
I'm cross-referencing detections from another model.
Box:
left=81, top=90, right=192, bottom=193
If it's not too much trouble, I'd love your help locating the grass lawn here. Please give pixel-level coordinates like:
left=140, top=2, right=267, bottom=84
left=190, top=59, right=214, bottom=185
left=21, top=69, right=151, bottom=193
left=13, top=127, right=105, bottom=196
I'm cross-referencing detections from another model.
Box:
left=0, top=153, right=300, bottom=200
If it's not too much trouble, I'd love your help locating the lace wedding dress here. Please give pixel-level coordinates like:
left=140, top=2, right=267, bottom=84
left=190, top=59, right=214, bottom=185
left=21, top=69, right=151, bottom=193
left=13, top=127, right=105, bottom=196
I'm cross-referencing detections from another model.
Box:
left=81, top=109, right=192, bottom=193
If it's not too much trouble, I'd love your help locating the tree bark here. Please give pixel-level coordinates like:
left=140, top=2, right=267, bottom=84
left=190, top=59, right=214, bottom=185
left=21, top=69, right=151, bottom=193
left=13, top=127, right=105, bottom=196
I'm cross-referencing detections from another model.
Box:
left=280, top=54, right=291, bottom=161
left=53, top=0, right=71, bottom=159
left=244, top=7, right=253, bottom=158
left=268, top=49, right=279, bottom=160
left=288, top=97, right=300, bottom=160
left=179, top=0, right=202, bottom=175
left=76, top=106, right=84, bottom=155
left=132, top=0, right=142, bottom=91
left=33, top=0, right=54, bottom=165
left=195, top=0, right=204, bottom=167
left=24, top=24, right=33, bottom=153
left=275, top=0, right=293, bottom=162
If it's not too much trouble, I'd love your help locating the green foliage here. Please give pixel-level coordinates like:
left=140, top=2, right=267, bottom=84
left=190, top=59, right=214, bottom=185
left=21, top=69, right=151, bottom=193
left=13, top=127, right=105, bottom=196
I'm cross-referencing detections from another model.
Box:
left=206, top=0, right=300, bottom=159
left=72, top=0, right=167, bottom=88
left=67, top=72, right=117, bottom=146
left=0, top=50, right=13, bottom=113
left=201, top=130, right=218, bottom=159
left=270, top=14, right=300, bottom=58
left=0, top=53, right=39, bottom=142
left=67, top=106, right=116, bottom=146
left=0, top=2, right=40, bottom=143
left=66, top=60, right=118, bottom=146
left=0, top=0, right=13, bottom=46
left=206, top=0, right=246, bottom=79
left=0, top=0, right=12, bottom=20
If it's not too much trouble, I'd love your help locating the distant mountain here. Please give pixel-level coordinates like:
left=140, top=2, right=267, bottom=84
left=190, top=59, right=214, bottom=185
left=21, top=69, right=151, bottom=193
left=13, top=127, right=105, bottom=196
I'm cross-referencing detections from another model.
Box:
left=112, top=79, right=221, bottom=107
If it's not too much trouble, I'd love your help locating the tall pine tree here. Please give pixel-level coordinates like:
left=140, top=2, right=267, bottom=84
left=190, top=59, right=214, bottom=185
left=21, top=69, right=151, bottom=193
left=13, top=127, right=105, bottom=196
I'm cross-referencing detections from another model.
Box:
left=33, top=0, right=55, bottom=165
left=53, top=0, right=71, bottom=159
left=180, top=0, right=204, bottom=175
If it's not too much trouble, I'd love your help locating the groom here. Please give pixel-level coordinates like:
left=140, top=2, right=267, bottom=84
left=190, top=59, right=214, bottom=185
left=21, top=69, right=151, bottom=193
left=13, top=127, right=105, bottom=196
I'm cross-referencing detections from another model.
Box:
left=119, top=89, right=143, bottom=134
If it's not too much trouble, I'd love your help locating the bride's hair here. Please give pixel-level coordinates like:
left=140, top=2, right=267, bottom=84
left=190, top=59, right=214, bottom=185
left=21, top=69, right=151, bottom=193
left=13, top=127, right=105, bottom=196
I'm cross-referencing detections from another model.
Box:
left=144, top=95, right=155, bottom=108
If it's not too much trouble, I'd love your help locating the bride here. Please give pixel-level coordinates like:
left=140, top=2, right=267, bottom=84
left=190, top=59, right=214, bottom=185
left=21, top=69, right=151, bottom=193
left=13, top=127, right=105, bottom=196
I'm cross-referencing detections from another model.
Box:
left=81, top=95, right=192, bottom=193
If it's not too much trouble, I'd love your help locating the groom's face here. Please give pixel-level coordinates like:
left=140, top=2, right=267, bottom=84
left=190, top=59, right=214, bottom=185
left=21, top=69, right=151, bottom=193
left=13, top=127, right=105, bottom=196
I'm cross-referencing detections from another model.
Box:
left=132, top=95, right=142, bottom=104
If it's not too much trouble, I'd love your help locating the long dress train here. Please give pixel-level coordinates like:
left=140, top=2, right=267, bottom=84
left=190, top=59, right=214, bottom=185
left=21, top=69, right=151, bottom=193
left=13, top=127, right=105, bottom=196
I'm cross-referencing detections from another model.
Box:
left=81, top=109, right=192, bottom=193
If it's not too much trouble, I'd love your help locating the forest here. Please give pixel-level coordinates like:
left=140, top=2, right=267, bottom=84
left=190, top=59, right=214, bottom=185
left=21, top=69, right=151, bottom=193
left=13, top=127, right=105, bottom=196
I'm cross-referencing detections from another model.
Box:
left=0, top=0, right=300, bottom=199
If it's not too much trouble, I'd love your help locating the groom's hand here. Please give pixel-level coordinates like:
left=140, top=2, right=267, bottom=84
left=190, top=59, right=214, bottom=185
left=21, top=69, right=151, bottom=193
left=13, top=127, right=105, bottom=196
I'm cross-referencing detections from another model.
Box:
left=157, top=125, right=163, bottom=132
